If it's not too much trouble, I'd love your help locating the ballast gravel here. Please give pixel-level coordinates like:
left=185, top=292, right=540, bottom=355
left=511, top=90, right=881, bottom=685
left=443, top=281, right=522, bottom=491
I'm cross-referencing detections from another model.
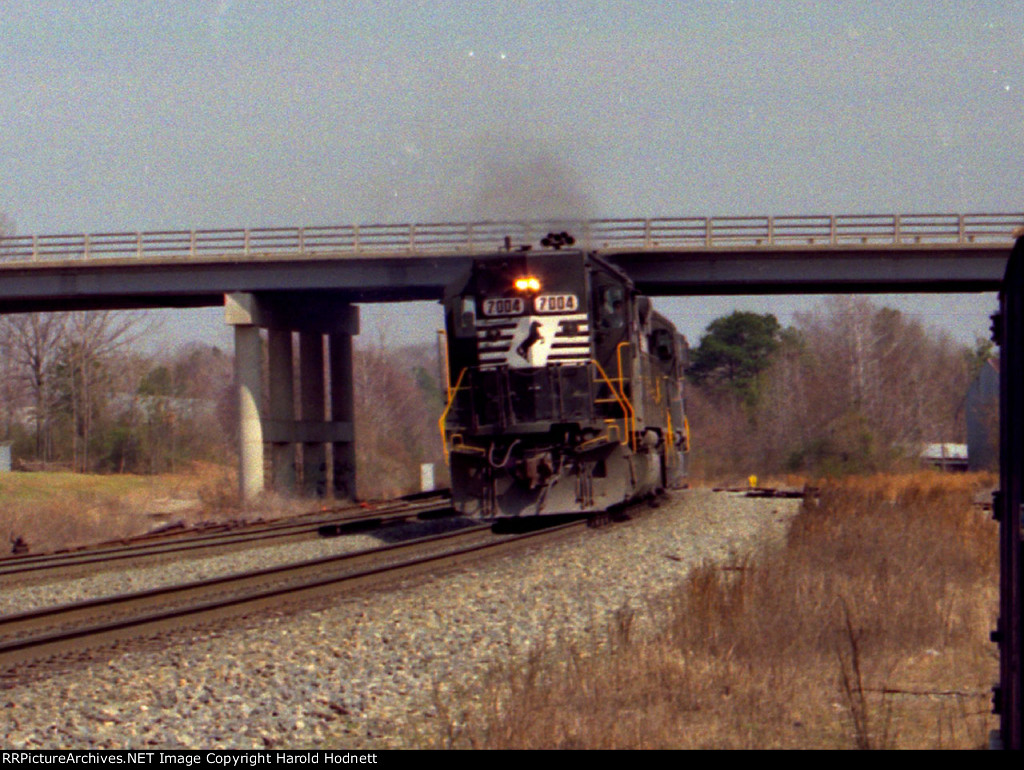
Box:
left=0, top=490, right=799, bottom=749
left=0, top=517, right=479, bottom=616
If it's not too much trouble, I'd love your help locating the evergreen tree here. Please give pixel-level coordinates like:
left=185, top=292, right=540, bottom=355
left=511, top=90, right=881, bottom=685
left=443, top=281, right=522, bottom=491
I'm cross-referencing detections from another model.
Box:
left=687, top=311, right=782, bottom=406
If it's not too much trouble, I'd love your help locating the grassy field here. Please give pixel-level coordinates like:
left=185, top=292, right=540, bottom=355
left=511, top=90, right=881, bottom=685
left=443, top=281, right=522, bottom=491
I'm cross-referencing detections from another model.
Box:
left=0, top=464, right=245, bottom=553
left=436, top=472, right=999, bottom=749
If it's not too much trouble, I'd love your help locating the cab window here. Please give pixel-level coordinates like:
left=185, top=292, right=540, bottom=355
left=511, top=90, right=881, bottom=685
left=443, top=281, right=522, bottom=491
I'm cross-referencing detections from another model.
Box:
left=454, top=296, right=476, bottom=338
left=599, top=286, right=626, bottom=329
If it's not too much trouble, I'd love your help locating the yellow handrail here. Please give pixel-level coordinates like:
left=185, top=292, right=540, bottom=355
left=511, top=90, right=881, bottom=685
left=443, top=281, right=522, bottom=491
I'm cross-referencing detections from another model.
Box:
left=614, top=342, right=637, bottom=450
left=591, top=359, right=635, bottom=452
left=665, top=405, right=675, bottom=465
left=438, top=367, right=468, bottom=465
left=439, top=360, right=646, bottom=462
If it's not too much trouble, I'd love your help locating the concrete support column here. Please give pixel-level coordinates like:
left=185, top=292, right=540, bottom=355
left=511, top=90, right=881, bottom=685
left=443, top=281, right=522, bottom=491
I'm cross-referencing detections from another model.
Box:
left=299, top=332, right=327, bottom=497
left=268, top=329, right=295, bottom=494
left=234, top=324, right=264, bottom=501
left=330, top=331, right=356, bottom=501
left=226, top=292, right=357, bottom=502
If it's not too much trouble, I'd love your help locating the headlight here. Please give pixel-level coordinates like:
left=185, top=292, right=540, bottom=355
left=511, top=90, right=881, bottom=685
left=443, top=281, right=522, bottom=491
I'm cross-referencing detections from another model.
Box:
left=514, top=276, right=541, bottom=292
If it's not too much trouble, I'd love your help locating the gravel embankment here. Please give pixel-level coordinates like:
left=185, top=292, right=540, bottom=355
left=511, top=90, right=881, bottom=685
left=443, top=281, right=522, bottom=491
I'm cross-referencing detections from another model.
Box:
left=0, top=490, right=799, bottom=749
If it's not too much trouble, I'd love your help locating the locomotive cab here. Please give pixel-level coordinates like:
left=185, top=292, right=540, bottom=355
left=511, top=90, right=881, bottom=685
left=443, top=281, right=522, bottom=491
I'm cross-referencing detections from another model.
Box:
left=440, top=249, right=687, bottom=517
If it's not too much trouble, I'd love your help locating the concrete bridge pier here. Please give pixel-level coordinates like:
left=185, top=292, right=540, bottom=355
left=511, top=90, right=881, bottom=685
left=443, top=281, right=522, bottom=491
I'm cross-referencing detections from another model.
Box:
left=226, top=292, right=359, bottom=501
left=233, top=322, right=264, bottom=502
left=299, top=331, right=327, bottom=497
left=267, top=329, right=296, bottom=493
left=330, top=331, right=356, bottom=500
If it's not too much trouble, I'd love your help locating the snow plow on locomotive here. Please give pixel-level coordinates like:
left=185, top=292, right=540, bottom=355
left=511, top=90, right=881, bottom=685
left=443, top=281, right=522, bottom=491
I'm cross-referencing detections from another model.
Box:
left=439, top=245, right=689, bottom=518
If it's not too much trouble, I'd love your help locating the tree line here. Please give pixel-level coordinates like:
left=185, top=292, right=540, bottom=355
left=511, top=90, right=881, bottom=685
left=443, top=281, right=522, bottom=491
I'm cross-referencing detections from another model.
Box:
left=684, top=298, right=993, bottom=478
left=0, top=310, right=446, bottom=495
left=0, top=311, right=236, bottom=473
left=0, top=298, right=990, bottom=485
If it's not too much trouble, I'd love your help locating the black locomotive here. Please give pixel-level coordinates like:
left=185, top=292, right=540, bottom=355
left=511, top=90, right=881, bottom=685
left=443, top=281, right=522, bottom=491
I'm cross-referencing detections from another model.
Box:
left=439, top=244, right=688, bottom=517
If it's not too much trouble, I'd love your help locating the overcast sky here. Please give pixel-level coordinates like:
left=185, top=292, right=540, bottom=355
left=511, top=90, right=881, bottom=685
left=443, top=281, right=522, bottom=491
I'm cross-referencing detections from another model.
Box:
left=1, top=1, right=1021, bottom=349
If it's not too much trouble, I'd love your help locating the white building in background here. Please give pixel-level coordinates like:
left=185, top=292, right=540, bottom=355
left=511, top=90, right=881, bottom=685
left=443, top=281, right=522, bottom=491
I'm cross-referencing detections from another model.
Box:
left=920, top=443, right=969, bottom=472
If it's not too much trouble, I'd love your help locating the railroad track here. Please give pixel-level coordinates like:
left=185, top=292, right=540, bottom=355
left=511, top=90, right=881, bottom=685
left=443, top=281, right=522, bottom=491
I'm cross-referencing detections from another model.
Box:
left=0, top=492, right=453, bottom=584
left=711, top=485, right=816, bottom=499
left=0, top=513, right=589, bottom=671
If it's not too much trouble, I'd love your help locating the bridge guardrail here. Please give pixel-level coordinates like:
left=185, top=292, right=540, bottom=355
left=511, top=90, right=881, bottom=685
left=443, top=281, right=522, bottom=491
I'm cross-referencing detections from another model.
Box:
left=0, top=213, right=1021, bottom=265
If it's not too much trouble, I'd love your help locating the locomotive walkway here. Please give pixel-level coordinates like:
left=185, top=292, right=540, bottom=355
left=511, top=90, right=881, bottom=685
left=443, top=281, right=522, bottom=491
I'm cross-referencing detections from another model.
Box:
left=0, top=212, right=1019, bottom=312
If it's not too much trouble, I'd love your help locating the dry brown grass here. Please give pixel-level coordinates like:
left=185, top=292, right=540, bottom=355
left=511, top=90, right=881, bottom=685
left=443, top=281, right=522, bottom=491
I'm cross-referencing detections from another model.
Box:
left=0, top=463, right=324, bottom=554
left=435, top=472, right=999, bottom=749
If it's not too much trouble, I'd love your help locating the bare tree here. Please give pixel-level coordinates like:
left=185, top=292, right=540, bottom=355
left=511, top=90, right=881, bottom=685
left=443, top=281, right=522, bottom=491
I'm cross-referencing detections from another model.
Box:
left=353, top=340, right=446, bottom=497
left=0, top=313, right=69, bottom=462
left=130, top=343, right=234, bottom=473
left=776, top=298, right=969, bottom=471
left=0, top=215, right=26, bottom=443
left=52, top=311, right=146, bottom=471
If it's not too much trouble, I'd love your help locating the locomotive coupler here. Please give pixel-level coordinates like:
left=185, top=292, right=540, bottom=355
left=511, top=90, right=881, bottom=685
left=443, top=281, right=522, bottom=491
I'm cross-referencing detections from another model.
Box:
left=521, top=451, right=555, bottom=489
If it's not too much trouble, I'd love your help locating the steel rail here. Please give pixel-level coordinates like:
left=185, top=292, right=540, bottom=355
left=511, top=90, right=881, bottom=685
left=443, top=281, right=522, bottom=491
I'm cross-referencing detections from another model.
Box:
left=0, top=494, right=453, bottom=582
left=1, top=213, right=1020, bottom=265
left=0, top=517, right=586, bottom=668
